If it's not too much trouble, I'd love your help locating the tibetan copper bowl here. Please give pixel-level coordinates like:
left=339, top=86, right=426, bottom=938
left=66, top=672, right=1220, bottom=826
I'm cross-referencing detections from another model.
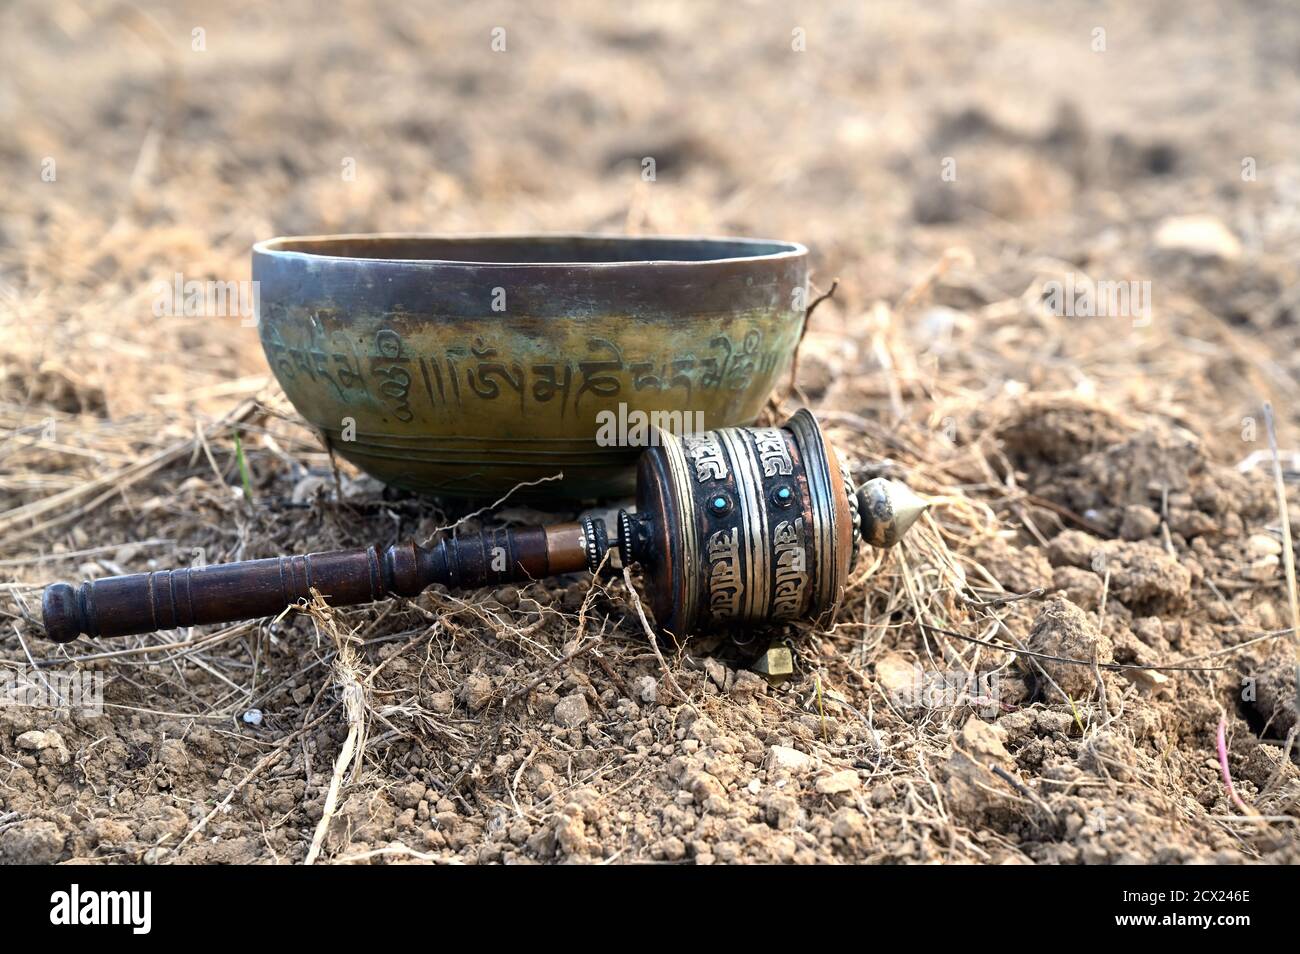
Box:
left=252, top=234, right=808, bottom=499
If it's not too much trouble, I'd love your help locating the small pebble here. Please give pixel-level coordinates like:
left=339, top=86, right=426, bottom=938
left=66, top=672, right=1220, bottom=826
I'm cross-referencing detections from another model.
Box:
left=553, top=693, right=590, bottom=728
left=1248, top=533, right=1282, bottom=558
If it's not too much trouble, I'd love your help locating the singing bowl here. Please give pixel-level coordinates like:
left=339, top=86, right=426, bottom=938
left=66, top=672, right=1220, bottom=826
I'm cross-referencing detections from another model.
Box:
left=252, top=234, right=808, bottom=499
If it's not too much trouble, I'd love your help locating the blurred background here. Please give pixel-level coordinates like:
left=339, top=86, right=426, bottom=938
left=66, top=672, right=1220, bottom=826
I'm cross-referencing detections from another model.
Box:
left=2, top=0, right=1297, bottom=447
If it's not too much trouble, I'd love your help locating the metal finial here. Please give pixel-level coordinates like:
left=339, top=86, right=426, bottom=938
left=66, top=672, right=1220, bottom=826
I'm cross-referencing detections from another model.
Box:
left=856, top=477, right=929, bottom=548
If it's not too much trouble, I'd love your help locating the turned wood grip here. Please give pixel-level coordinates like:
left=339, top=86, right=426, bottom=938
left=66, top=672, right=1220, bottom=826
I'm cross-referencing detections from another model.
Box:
left=40, top=524, right=588, bottom=643
left=42, top=547, right=398, bottom=643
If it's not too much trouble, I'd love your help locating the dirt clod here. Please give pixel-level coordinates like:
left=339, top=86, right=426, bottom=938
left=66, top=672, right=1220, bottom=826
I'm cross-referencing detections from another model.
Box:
left=766, top=745, right=815, bottom=777
left=815, top=770, right=861, bottom=795
left=0, top=820, right=66, bottom=865
left=1025, top=596, right=1114, bottom=698
left=940, top=718, right=1019, bottom=821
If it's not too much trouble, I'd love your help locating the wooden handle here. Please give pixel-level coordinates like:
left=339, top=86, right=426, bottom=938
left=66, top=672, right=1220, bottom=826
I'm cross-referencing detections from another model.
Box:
left=42, top=524, right=589, bottom=643
left=43, top=546, right=403, bottom=643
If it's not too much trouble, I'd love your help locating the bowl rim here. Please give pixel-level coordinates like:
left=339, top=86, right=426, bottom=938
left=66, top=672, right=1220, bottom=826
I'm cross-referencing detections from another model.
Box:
left=253, top=232, right=807, bottom=268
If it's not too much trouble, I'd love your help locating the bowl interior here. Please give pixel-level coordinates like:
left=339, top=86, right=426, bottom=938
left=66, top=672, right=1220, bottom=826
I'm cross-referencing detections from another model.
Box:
left=256, top=234, right=802, bottom=265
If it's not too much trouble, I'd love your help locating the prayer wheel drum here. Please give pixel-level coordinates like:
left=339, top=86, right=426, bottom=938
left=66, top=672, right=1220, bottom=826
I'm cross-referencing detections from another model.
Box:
left=622, top=410, right=857, bottom=638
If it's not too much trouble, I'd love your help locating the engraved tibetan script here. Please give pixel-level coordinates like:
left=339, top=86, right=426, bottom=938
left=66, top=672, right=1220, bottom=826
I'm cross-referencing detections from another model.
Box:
left=771, top=518, right=808, bottom=619
left=707, top=527, right=744, bottom=619
left=262, top=321, right=778, bottom=423
left=751, top=428, right=793, bottom=477
left=683, top=431, right=728, bottom=482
